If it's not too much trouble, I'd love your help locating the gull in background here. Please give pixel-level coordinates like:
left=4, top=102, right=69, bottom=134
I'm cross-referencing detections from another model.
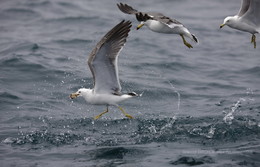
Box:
left=70, top=20, right=138, bottom=119
left=220, top=0, right=260, bottom=48
left=117, top=3, right=198, bottom=48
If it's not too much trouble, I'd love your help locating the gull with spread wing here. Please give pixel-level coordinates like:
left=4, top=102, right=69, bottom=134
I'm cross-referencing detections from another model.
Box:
left=117, top=3, right=198, bottom=48
left=220, top=0, right=260, bottom=48
left=70, top=20, right=137, bottom=119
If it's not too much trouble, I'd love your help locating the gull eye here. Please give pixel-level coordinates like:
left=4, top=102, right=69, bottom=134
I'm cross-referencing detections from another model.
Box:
left=78, top=91, right=81, bottom=93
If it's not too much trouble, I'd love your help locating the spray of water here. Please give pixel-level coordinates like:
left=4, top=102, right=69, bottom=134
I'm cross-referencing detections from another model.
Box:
left=149, top=69, right=181, bottom=132
left=223, top=88, right=255, bottom=125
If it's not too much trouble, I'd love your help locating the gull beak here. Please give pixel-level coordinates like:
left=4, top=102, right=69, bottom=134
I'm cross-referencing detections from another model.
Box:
left=136, top=23, right=144, bottom=30
left=70, top=93, right=79, bottom=99
left=220, top=24, right=225, bottom=29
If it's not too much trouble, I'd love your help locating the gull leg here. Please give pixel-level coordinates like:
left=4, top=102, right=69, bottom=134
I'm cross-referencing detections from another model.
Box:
left=117, top=106, right=133, bottom=119
left=251, top=34, right=256, bottom=48
left=180, top=34, right=193, bottom=48
left=251, top=34, right=254, bottom=43
left=94, top=106, right=109, bottom=120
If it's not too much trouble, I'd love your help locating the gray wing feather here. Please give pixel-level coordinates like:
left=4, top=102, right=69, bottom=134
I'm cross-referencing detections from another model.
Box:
left=117, top=3, right=149, bottom=22
left=88, top=20, right=132, bottom=94
left=240, top=0, right=260, bottom=30
left=237, top=0, right=250, bottom=16
left=156, top=15, right=182, bottom=26
left=117, top=3, right=139, bottom=15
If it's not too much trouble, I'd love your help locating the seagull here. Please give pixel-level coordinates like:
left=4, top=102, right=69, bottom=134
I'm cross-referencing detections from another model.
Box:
left=220, top=0, right=260, bottom=48
left=70, top=20, right=138, bottom=120
left=117, top=3, right=198, bottom=48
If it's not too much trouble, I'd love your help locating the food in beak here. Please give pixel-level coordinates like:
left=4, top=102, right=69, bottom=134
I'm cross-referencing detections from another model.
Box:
left=70, top=93, right=79, bottom=99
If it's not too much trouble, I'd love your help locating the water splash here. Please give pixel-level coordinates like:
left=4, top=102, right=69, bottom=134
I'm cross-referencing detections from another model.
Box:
left=139, top=70, right=181, bottom=137
left=167, top=80, right=181, bottom=112
left=154, top=69, right=181, bottom=115
left=223, top=88, right=255, bottom=125
left=223, top=98, right=244, bottom=124
left=206, top=126, right=216, bottom=139
left=160, top=115, right=177, bottom=133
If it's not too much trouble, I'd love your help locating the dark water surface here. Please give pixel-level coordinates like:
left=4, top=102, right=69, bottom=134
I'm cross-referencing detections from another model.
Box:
left=1, top=0, right=260, bottom=166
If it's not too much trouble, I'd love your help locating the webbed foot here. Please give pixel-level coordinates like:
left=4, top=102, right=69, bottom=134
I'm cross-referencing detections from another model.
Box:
left=180, top=34, right=193, bottom=48
left=118, top=106, right=133, bottom=119
left=94, top=109, right=108, bottom=120
left=184, top=41, right=193, bottom=48
left=251, top=34, right=256, bottom=49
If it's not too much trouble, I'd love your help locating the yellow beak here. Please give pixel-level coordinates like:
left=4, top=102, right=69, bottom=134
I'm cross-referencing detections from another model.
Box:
left=70, top=93, right=79, bottom=99
left=220, top=24, right=225, bottom=29
left=136, top=23, right=144, bottom=30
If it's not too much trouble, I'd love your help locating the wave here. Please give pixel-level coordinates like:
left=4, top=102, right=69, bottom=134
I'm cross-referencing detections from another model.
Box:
left=3, top=115, right=259, bottom=147
left=43, top=15, right=100, bottom=24
left=0, top=8, right=41, bottom=20
left=242, top=66, right=260, bottom=76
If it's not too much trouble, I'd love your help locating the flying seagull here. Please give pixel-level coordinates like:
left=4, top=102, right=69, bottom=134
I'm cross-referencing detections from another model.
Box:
left=70, top=20, right=138, bottom=119
left=220, top=0, right=260, bottom=48
left=117, top=3, right=198, bottom=48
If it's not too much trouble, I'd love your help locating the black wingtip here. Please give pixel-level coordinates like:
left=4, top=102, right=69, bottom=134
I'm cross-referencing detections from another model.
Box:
left=116, top=3, right=122, bottom=9
left=192, top=34, right=198, bottom=43
left=117, top=3, right=138, bottom=15
left=135, top=12, right=151, bottom=22
left=114, top=20, right=132, bottom=33
left=128, top=92, right=138, bottom=97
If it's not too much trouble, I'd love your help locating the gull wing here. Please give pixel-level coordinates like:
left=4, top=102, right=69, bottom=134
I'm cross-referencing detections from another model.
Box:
left=240, top=0, right=260, bottom=30
left=88, top=20, right=132, bottom=94
left=156, top=15, right=182, bottom=27
left=135, top=12, right=170, bottom=23
left=117, top=3, right=164, bottom=22
left=117, top=3, right=148, bottom=22
left=237, top=0, right=250, bottom=17
left=117, top=3, right=139, bottom=15
left=135, top=12, right=153, bottom=22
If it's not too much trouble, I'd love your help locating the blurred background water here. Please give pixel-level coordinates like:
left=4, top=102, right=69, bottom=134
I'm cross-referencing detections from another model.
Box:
left=0, top=0, right=259, bottom=166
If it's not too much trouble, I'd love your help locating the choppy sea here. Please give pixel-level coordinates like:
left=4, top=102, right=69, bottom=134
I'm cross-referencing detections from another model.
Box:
left=1, top=0, right=260, bottom=166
